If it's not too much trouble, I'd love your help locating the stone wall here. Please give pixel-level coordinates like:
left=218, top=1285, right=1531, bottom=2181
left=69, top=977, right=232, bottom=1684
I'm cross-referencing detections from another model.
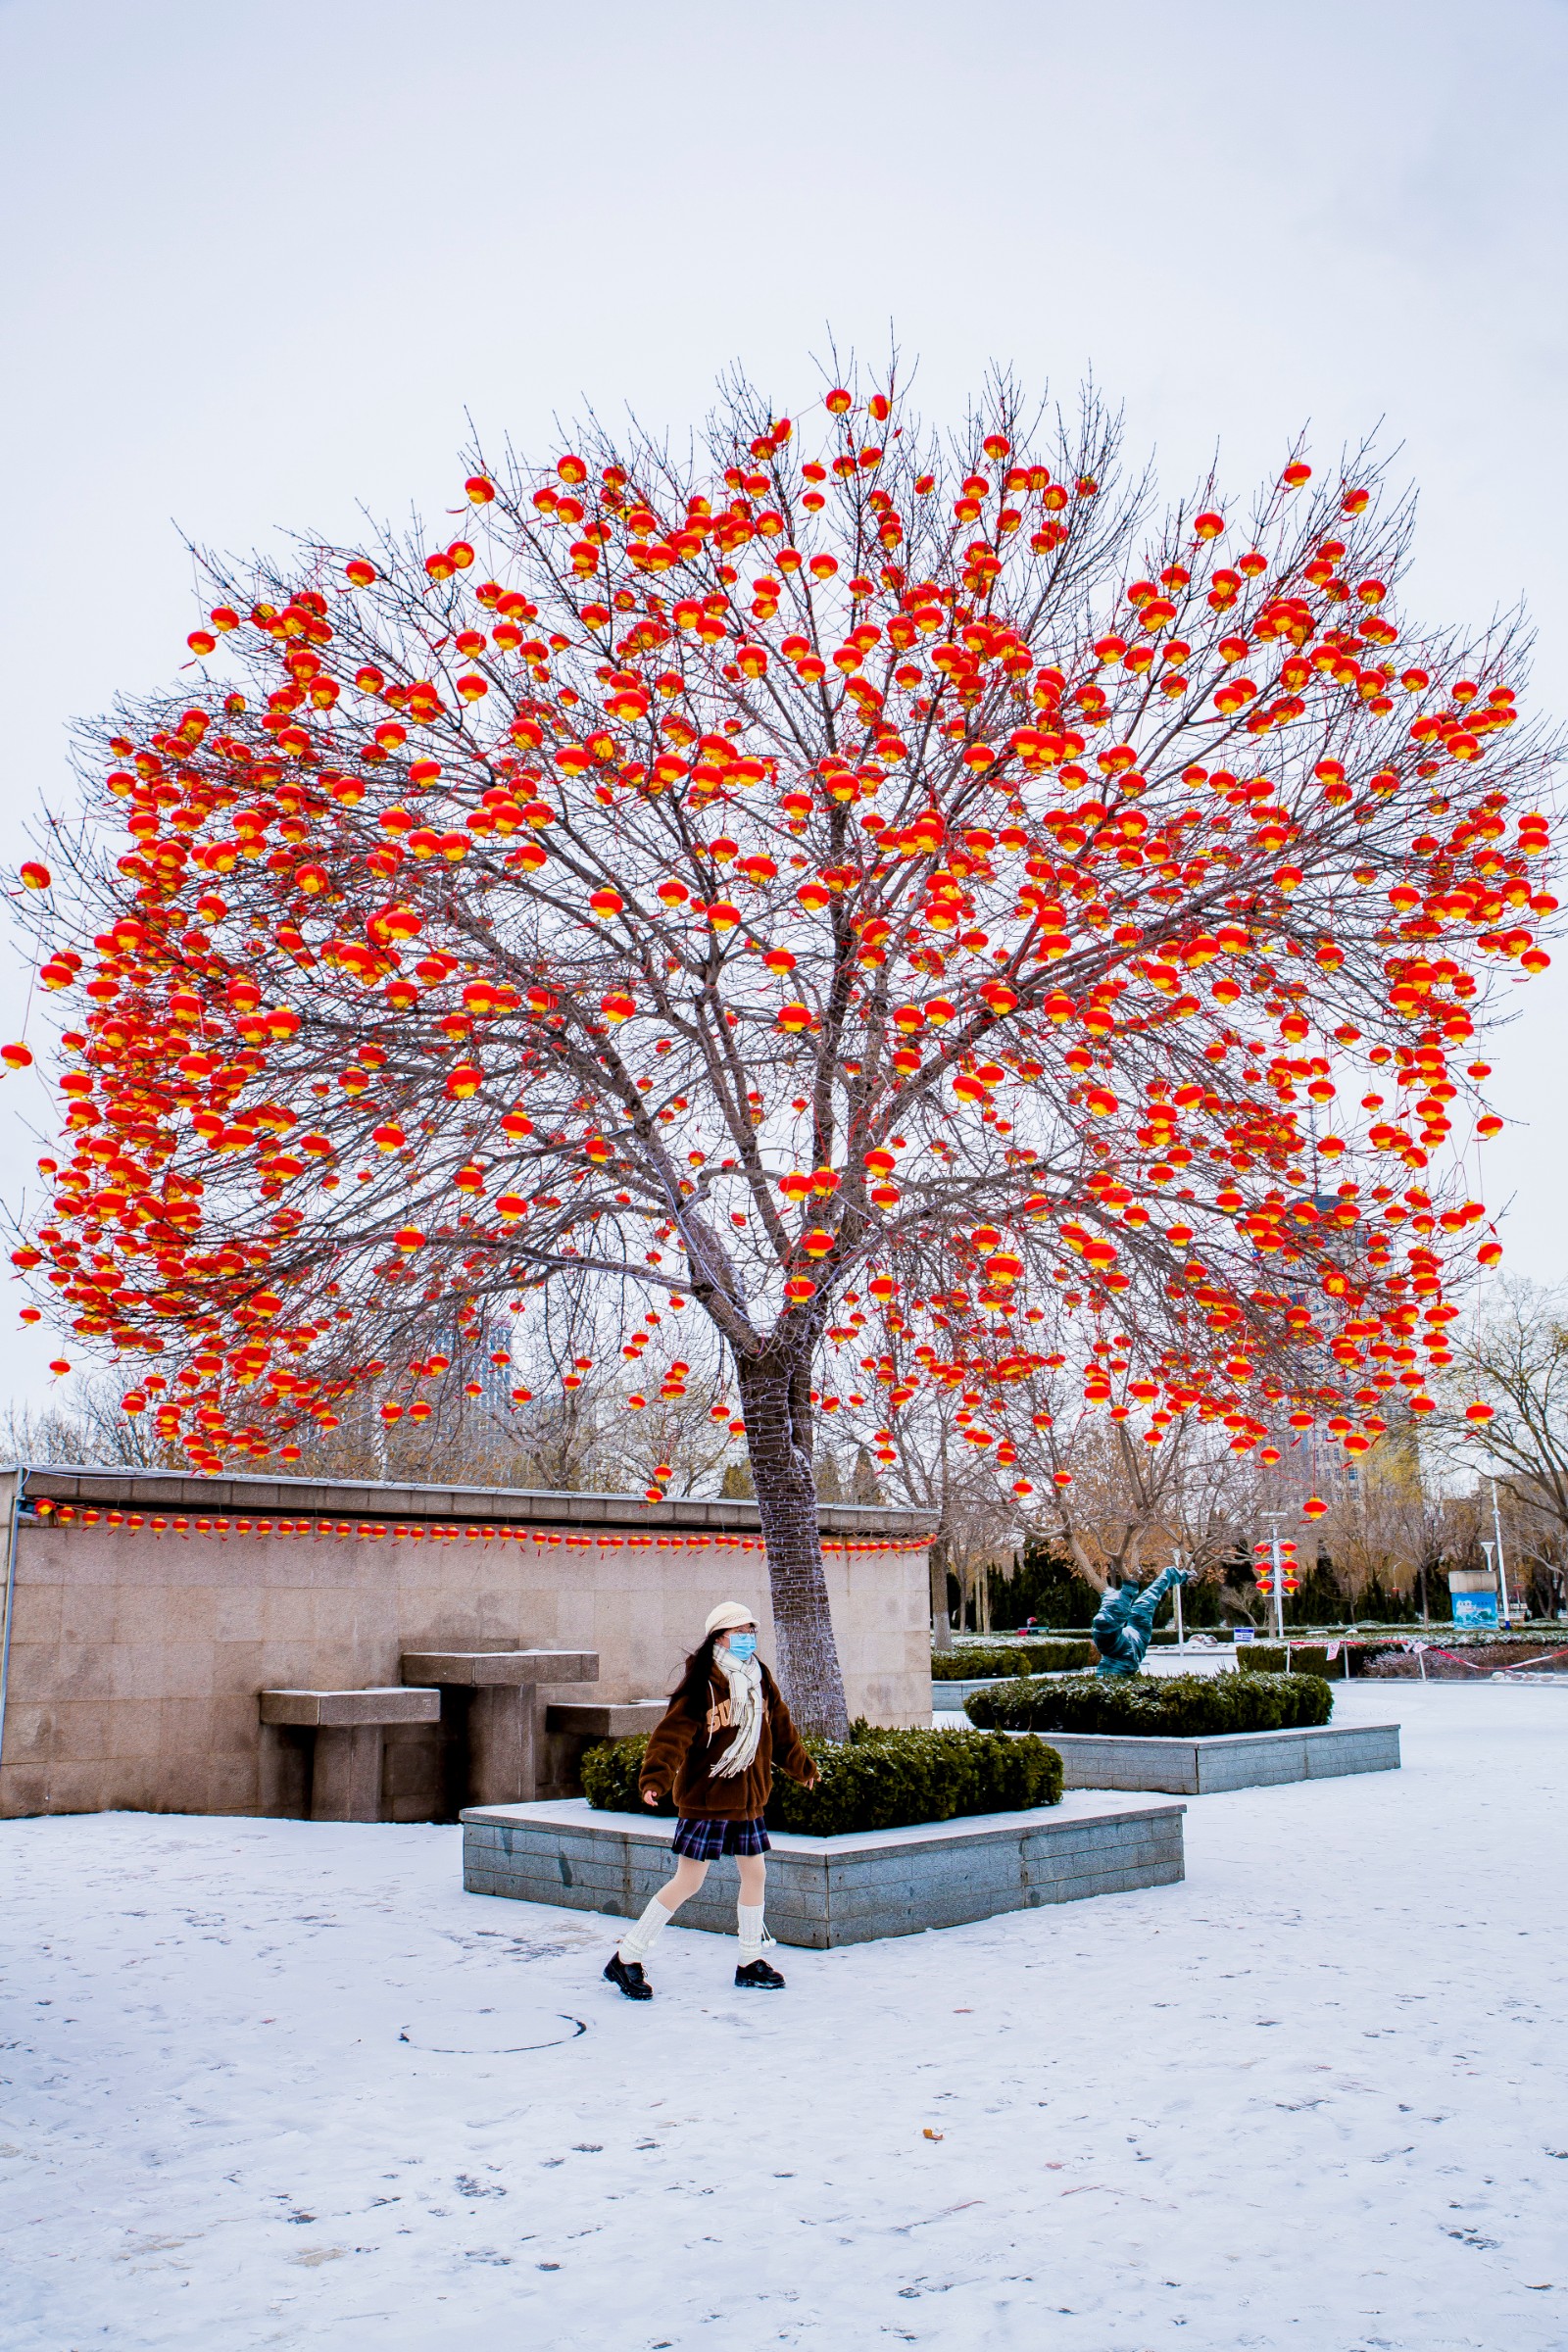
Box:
left=0, top=1469, right=932, bottom=1819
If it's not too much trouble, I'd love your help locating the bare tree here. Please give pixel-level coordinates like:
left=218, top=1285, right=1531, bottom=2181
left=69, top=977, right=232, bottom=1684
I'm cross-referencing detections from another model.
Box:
left=867, top=1378, right=1019, bottom=1642
left=0, top=1376, right=183, bottom=1471
left=1438, top=1282, right=1568, bottom=1542
left=20, top=359, right=1555, bottom=1732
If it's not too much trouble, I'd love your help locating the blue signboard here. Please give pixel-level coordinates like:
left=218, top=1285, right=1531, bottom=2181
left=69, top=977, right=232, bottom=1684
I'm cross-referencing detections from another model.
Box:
left=1451, top=1589, right=1498, bottom=1628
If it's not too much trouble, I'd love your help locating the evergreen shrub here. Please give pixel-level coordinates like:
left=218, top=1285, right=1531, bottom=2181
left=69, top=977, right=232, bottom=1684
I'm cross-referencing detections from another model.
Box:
left=580, top=1722, right=1064, bottom=1835
left=984, top=1544, right=1102, bottom=1628
left=1282, top=1644, right=1333, bottom=1677
left=1250, top=1638, right=1404, bottom=1676
left=963, top=1671, right=1334, bottom=1738
left=931, top=1639, right=1098, bottom=1678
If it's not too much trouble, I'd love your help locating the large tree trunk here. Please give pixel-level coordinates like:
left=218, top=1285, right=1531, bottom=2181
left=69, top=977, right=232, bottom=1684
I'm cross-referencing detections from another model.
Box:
left=737, top=1348, right=851, bottom=1739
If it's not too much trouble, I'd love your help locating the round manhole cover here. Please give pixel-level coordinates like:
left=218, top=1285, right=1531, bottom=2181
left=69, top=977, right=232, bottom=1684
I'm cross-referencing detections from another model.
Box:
left=400, top=2008, right=587, bottom=2054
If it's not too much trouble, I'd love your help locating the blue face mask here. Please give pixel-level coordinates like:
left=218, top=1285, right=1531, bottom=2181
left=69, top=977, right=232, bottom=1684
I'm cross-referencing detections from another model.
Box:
left=725, top=1631, right=758, bottom=1662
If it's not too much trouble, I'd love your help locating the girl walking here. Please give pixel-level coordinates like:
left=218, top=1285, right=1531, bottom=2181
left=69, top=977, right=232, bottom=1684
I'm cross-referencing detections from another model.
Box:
left=604, top=1600, right=818, bottom=1999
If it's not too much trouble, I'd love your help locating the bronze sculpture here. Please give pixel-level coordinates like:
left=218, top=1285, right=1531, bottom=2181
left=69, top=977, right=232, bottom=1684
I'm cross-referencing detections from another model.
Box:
left=1091, top=1562, right=1194, bottom=1678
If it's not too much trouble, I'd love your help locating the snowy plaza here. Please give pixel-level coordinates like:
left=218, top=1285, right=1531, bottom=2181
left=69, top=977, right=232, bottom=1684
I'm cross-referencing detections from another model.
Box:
left=2, top=1682, right=1564, bottom=2352
left=5, top=4, right=1568, bottom=2347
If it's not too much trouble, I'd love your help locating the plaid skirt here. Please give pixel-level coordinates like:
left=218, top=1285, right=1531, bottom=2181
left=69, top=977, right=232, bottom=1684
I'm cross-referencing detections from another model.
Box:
left=671, top=1815, right=771, bottom=1860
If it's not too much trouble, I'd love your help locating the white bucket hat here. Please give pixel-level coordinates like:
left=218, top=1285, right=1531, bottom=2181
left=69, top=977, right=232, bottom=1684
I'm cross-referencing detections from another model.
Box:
left=704, top=1599, right=758, bottom=1637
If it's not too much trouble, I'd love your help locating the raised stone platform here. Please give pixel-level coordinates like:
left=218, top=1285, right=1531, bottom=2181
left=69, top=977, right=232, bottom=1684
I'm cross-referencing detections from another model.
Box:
left=1035, top=1721, right=1400, bottom=1794
left=934, top=1674, right=1100, bottom=1710
left=460, top=1791, right=1187, bottom=1949
left=931, top=1676, right=1026, bottom=1710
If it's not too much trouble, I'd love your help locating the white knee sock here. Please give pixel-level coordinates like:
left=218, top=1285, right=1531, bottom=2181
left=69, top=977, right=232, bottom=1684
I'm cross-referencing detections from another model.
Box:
left=617, top=1895, right=675, bottom=1965
left=737, top=1902, right=766, bottom=1964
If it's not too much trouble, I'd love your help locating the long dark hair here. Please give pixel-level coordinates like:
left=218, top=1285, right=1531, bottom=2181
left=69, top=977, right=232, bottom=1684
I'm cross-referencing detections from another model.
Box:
left=668, top=1632, right=775, bottom=1714
left=669, top=1632, right=723, bottom=1711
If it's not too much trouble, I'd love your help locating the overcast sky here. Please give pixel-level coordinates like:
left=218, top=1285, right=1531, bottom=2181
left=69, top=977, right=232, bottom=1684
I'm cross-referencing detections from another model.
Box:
left=1, top=0, right=1563, bottom=1411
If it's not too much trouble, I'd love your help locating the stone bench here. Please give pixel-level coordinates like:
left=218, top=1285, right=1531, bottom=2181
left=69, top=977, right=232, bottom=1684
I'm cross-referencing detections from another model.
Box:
left=544, top=1699, right=666, bottom=1796
left=259, top=1687, right=440, bottom=1822
left=545, top=1699, right=666, bottom=1739
left=401, top=1650, right=599, bottom=1807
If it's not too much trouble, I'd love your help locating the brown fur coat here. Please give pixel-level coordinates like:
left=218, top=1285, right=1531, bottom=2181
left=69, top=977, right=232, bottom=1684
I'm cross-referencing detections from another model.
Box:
left=638, top=1663, right=816, bottom=1820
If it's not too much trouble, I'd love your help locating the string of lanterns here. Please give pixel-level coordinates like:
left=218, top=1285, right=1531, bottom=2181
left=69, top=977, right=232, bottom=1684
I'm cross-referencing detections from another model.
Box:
left=1252, top=1535, right=1301, bottom=1597
left=24, top=1497, right=928, bottom=1556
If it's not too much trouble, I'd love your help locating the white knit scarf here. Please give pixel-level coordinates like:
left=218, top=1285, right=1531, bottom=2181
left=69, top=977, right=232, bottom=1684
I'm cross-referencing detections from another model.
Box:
left=710, top=1648, right=765, bottom=1779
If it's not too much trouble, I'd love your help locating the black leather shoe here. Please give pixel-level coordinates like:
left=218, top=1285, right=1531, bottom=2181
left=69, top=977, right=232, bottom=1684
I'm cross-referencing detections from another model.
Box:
left=735, top=1958, right=786, bottom=1989
left=605, top=1952, right=653, bottom=1999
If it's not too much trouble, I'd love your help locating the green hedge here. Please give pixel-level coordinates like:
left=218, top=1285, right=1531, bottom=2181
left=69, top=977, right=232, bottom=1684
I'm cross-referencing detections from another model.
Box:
left=931, top=1640, right=1099, bottom=1679
left=1237, top=1642, right=1402, bottom=1678
left=963, top=1671, right=1334, bottom=1739
left=579, top=1722, right=1064, bottom=1837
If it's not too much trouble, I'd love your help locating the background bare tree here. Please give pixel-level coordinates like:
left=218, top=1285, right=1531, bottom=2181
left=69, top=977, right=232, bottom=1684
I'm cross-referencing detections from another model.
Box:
left=1435, top=1280, right=1568, bottom=1614
left=1440, top=1281, right=1568, bottom=1532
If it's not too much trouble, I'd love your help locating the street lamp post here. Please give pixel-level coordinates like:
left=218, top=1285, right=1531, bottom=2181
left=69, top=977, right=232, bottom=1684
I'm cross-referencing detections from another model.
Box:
left=1491, top=1480, right=1512, bottom=1625
left=1261, top=1511, right=1288, bottom=1643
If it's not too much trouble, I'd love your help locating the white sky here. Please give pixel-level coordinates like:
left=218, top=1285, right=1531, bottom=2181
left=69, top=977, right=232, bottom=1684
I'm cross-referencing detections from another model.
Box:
left=1, top=0, right=1564, bottom=1411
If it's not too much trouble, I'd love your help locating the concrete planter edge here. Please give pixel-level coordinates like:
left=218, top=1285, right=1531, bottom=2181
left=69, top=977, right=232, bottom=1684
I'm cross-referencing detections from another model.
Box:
left=459, top=1790, right=1187, bottom=1948
left=1031, top=1721, right=1401, bottom=1794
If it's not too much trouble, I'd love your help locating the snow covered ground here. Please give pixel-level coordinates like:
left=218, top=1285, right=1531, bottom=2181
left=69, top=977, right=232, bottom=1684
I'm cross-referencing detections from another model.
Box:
left=3, top=1685, right=1565, bottom=2352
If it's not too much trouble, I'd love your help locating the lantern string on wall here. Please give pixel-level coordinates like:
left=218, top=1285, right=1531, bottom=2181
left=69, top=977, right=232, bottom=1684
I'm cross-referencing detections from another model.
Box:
left=24, top=1497, right=926, bottom=1557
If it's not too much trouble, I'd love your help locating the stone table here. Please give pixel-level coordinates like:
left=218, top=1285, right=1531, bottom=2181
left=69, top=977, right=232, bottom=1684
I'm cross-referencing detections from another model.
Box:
left=258, top=1686, right=441, bottom=1822
left=400, top=1649, right=598, bottom=1807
